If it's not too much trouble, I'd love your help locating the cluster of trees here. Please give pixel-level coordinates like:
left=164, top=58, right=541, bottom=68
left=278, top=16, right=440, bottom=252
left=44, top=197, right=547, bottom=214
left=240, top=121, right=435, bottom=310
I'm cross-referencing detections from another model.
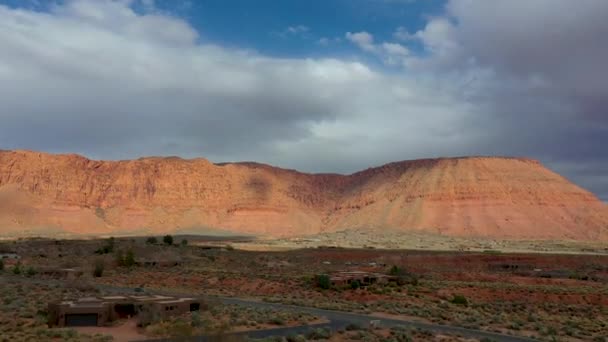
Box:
left=146, top=235, right=188, bottom=246
left=94, top=237, right=115, bottom=254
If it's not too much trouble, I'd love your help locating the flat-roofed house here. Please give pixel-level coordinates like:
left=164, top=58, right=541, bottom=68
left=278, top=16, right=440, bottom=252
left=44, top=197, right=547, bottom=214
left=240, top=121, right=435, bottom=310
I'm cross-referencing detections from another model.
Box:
left=48, top=295, right=204, bottom=327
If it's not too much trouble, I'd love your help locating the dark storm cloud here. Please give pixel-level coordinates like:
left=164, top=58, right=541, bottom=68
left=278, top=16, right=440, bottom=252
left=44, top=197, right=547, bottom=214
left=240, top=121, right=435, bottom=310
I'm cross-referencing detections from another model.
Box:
left=396, top=0, right=608, bottom=198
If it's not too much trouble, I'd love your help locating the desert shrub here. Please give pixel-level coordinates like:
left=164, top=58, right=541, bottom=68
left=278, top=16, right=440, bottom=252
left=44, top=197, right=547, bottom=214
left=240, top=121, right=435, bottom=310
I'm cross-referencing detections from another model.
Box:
left=191, top=311, right=202, bottom=327
left=316, top=274, right=331, bottom=289
left=181, top=239, right=188, bottom=246
left=26, top=266, right=37, bottom=276
left=93, top=260, right=104, bottom=277
left=115, top=250, right=125, bottom=266
left=268, top=317, right=285, bottom=325
left=12, top=263, right=21, bottom=275
left=124, top=250, right=135, bottom=267
left=450, top=294, right=468, bottom=306
left=350, top=280, right=361, bottom=290
left=163, top=235, right=174, bottom=245
left=146, top=237, right=158, bottom=245
left=225, top=244, right=235, bottom=251
left=138, top=305, right=161, bottom=327
left=286, top=335, right=306, bottom=342
left=389, top=265, right=406, bottom=276
left=167, top=318, right=194, bottom=337
left=306, top=328, right=331, bottom=340
left=345, top=323, right=362, bottom=331
left=0, top=258, right=4, bottom=272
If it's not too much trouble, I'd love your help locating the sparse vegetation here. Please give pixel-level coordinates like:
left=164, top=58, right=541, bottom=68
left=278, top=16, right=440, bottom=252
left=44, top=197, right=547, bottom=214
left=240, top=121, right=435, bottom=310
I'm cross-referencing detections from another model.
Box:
left=12, top=263, right=21, bottom=275
left=146, top=237, right=158, bottom=245
left=163, top=235, right=174, bottom=246
left=315, top=274, right=331, bottom=289
left=144, top=304, right=318, bottom=338
left=181, top=239, right=188, bottom=246
left=450, top=294, right=469, bottom=306
left=93, top=259, right=104, bottom=277
left=94, top=236, right=115, bottom=254
left=26, top=266, right=37, bottom=276
left=125, top=249, right=135, bottom=267
left=0, top=276, right=111, bottom=341
left=3, top=237, right=607, bottom=341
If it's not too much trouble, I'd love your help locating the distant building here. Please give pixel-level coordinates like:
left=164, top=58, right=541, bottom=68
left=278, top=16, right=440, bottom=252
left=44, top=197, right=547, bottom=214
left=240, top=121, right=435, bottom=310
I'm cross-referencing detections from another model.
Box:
left=48, top=295, right=204, bottom=327
left=328, top=271, right=398, bottom=287
left=0, top=253, right=20, bottom=260
left=38, top=267, right=83, bottom=280
left=135, top=258, right=182, bottom=267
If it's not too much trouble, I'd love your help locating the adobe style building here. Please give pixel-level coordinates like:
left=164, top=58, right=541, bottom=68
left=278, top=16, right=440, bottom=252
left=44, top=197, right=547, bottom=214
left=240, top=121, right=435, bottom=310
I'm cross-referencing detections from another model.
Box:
left=38, top=267, right=84, bottom=280
left=48, top=295, right=204, bottom=327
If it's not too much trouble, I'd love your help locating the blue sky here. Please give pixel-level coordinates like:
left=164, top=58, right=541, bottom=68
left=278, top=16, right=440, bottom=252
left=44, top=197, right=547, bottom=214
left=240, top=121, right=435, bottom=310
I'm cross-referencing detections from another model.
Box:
left=0, top=0, right=607, bottom=200
left=1, top=0, right=442, bottom=58
left=147, top=0, right=443, bottom=57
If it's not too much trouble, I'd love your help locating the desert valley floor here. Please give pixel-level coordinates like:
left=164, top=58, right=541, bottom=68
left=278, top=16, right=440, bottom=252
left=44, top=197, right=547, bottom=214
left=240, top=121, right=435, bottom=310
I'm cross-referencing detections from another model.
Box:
left=1, top=235, right=607, bottom=342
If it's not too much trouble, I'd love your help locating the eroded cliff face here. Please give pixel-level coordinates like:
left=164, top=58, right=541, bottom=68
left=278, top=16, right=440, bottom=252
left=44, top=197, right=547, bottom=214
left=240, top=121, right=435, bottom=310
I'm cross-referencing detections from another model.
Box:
left=0, top=150, right=606, bottom=240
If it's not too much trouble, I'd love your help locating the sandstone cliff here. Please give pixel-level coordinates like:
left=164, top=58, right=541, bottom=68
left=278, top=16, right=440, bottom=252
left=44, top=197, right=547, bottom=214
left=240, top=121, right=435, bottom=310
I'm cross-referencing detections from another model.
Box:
left=0, top=150, right=606, bottom=240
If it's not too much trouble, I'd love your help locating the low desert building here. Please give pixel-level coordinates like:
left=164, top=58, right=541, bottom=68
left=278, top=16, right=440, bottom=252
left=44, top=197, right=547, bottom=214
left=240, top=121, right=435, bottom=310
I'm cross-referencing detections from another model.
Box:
left=48, top=295, right=204, bottom=327
left=329, top=271, right=397, bottom=287
left=38, top=267, right=83, bottom=280
left=0, top=253, right=20, bottom=260
left=135, top=258, right=182, bottom=267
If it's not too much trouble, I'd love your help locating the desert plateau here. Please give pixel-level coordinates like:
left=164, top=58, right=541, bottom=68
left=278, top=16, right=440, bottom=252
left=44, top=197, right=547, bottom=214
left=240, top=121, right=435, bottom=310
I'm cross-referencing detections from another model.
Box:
left=1, top=150, right=606, bottom=242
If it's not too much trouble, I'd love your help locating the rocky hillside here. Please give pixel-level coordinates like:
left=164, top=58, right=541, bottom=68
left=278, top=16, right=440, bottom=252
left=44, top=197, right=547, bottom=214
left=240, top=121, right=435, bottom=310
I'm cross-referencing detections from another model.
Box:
left=0, top=150, right=606, bottom=240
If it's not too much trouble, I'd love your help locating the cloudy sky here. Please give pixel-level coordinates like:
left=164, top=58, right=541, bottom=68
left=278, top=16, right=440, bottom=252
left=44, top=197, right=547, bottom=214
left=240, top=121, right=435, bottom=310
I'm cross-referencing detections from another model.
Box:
left=0, top=0, right=606, bottom=200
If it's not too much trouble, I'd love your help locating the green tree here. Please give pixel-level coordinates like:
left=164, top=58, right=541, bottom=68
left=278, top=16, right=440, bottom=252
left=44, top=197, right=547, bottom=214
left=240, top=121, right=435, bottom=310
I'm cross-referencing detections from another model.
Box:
left=0, top=259, right=4, bottom=272
left=125, top=249, right=135, bottom=267
left=146, top=237, right=158, bottom=245
left=316, top=274, right=331, bottom=289
left=350, top=280, right=361, bottom=290
left=163, top=235, right=174, bottom=246
left=181, top=239, right=188, bottom=246
left=93, top=259, right=104, bottom=277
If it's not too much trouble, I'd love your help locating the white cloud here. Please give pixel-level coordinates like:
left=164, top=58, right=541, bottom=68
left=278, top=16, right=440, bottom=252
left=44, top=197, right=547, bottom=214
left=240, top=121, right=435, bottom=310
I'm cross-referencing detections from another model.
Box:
left=345, top=31, right=376, bottom=52
left=393, top=26, right=413, bottom=41
left=346, top=31, right=409, bottom=66
left=0, top=0, right=475, bottom=171
left=286, top=25, right=309, bottom=34
left=0, top=0, right=607, bottom=198
left=317, top=37, right=341, bottom=46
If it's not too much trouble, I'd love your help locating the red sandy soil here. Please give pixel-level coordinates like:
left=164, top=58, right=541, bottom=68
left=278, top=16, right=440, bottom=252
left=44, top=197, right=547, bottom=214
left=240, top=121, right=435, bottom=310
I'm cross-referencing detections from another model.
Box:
left=73, top=319, right=148, bottom=342
left=1, top=149, right=607, bottom=240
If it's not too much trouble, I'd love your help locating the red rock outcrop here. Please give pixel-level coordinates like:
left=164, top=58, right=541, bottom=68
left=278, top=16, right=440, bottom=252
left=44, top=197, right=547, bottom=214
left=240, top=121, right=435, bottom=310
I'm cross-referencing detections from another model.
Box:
left=0, top=150, right=606, bottom=240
